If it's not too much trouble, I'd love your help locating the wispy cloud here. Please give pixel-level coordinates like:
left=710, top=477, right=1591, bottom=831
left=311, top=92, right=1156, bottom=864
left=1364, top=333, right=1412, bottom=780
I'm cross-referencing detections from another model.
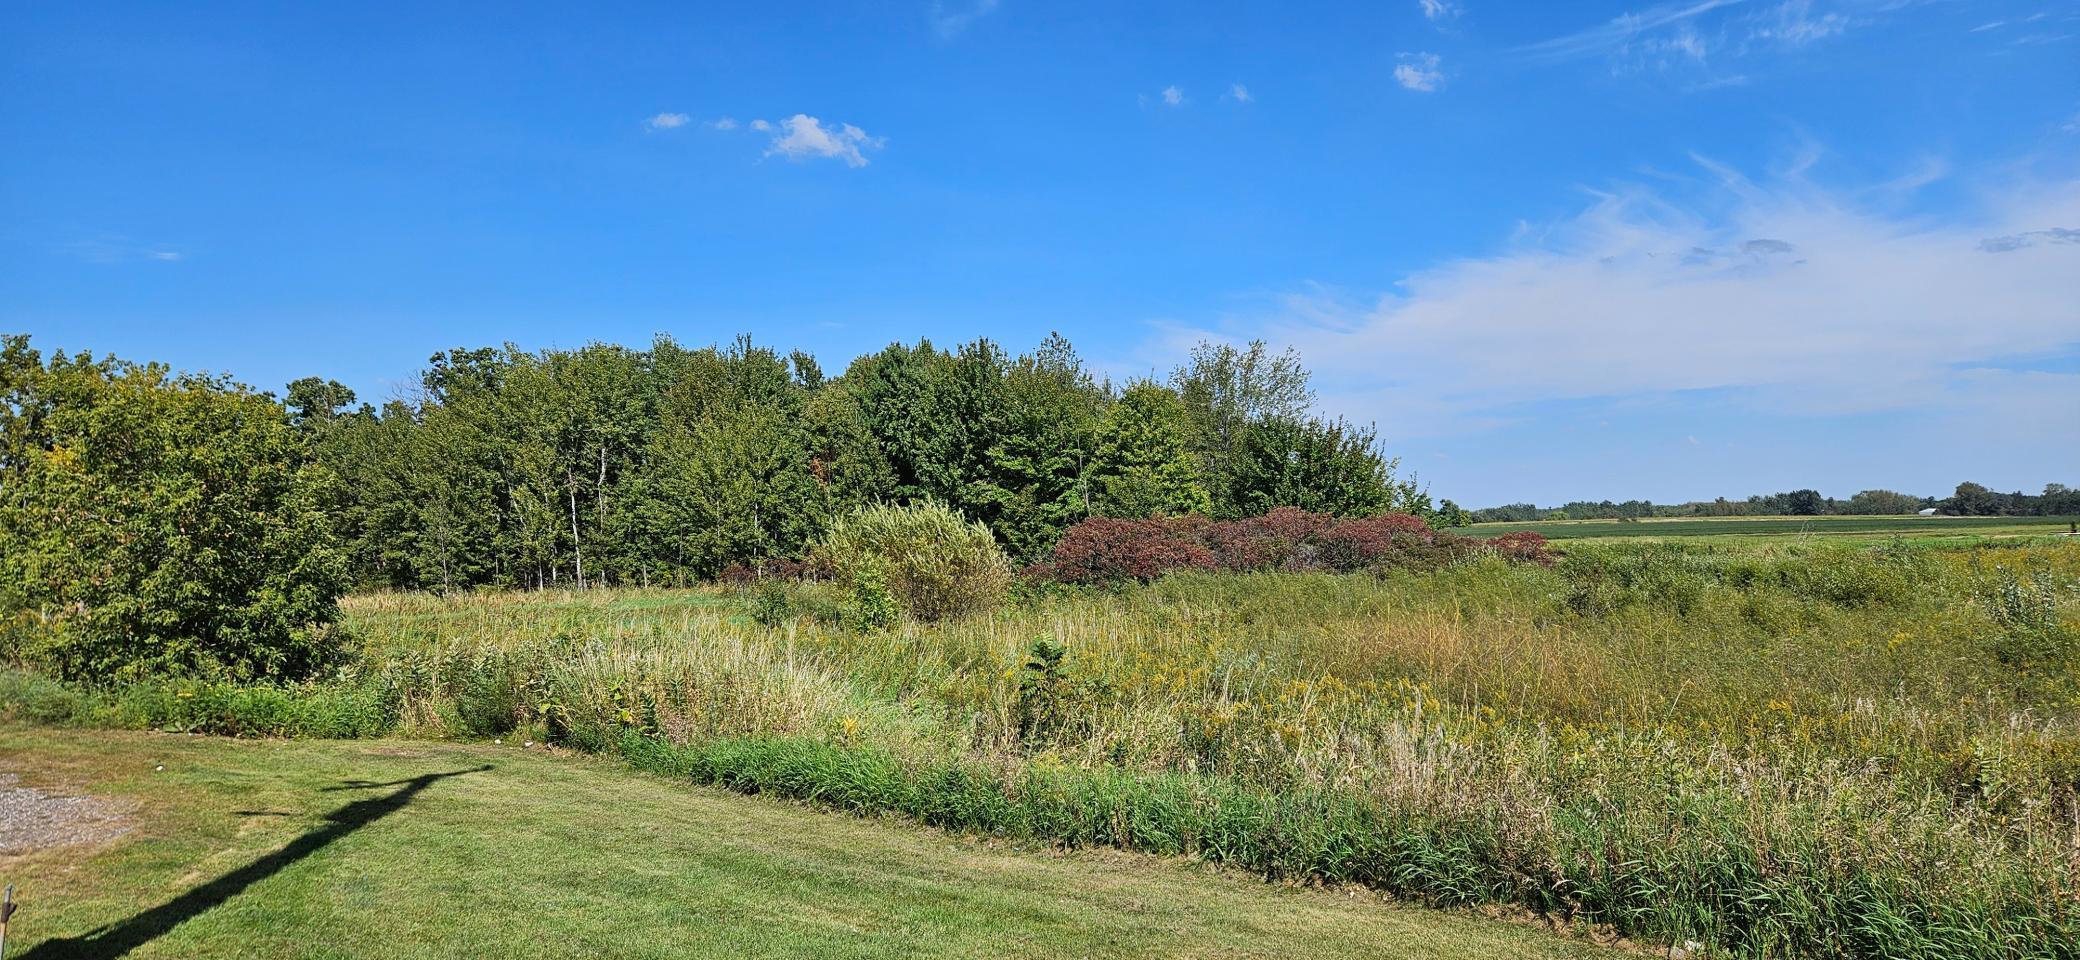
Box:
left=1162, top=85, right=1186, bottom=106
left=709, top=117, right=739, bottom=131
left=929, top=0, right=1000, bottom=38
left=1395, top=53, right=1445, bottom=91
left=762, top=114, right=885, bottom=167
left=1420, top=0, right=1461, bottom=21
left=1978, top=227, right=2080, bottom=253
left=59, top=237, right=184, bottom=264
left=1749, top=0, right=1846, bottom=46
left=644, top=112, right=691, bottom=131
left=1153, top=160, right=2080, bottom=442
left=1519, top=0, right=1745, bottom=63
left=1226, top=83, right=1253, bottom=103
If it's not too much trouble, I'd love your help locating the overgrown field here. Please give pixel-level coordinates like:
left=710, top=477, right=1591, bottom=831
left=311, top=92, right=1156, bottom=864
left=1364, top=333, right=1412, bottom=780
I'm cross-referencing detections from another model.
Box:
left=1463, top=514, right=2080, bottom=542
left=8, top=539, right=2080, bottom=958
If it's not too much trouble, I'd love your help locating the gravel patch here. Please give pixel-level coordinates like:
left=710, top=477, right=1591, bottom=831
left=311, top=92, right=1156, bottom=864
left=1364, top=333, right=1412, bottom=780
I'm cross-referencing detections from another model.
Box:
left=0, top=772, right=130, bottom=854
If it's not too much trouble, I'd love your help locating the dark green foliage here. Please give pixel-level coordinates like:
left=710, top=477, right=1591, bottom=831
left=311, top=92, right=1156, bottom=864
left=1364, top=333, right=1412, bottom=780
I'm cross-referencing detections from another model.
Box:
left=0, top=337, right=348, bottom=682
left=1015, top=634, right=1070, bottom=743
left=751, top=581, right=795, bottom=628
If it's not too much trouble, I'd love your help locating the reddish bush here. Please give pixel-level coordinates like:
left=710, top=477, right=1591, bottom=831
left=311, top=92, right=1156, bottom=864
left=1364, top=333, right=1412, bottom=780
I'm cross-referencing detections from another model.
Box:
left=1484, top=530, right=1555, bottom=566
left=1046, top=517, right=1217, bottom=584
left=1046, top=508, right=1546, bottom=583
left=1204, top=507, right=1336, bottom=571
left=1316, top=513, right=1434, bottom=571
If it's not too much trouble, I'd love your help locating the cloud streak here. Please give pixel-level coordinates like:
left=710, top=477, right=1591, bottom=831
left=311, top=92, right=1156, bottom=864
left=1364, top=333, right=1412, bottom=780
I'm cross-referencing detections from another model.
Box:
left=1519, top=0, right=1746, bottom=63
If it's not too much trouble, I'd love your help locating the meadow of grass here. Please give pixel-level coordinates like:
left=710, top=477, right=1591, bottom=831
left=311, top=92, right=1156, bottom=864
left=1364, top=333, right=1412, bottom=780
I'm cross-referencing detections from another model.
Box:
left=1463, top=514, right=2080, bottom=542
left=0, top=726, right=1612, bottom=959
left=7, top=538, right=2080, bottom=958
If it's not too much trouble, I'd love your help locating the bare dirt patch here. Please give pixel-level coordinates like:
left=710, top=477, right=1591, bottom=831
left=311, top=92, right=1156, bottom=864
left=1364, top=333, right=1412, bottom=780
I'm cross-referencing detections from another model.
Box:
left=0, top=772, right=130, bottom=855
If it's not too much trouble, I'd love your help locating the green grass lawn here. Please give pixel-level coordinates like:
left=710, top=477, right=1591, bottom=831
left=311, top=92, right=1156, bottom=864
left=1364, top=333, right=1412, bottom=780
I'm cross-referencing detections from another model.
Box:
left=0, top=727, right=1617, bottom=960
left=1462, top=513, right=2080, bottom=542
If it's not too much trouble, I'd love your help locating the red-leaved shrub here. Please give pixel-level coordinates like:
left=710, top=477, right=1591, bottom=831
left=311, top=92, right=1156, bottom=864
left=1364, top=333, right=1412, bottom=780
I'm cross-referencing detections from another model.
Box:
left=1316, top=514, right=1433, bottom=570
left=1042, top=508, right=1550, bottom=584
left=1204, top=507, right=1337, bottom=571
left=1483, top=530, right=1555, bottom=566
left=1046, top=517, right=1218, bottom=584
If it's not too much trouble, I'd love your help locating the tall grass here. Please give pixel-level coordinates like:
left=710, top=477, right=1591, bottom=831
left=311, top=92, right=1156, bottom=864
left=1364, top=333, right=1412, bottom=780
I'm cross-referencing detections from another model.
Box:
left=10, top=539, right=2079, bottom=958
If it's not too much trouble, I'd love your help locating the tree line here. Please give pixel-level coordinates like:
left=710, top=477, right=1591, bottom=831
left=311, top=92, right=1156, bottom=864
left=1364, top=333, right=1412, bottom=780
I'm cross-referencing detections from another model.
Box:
left=1472, top=482, right=2080, bottom=523
left=5, top=332, right=1433, bottom=602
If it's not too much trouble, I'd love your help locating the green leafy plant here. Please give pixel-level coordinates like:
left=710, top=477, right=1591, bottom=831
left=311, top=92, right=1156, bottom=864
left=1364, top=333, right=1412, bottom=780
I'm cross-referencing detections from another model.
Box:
left=848, top=567, right=899, bottom=631
left=1015, top=634, right=1070, bottom=743
left=813, top=502, right=1013, bottom=622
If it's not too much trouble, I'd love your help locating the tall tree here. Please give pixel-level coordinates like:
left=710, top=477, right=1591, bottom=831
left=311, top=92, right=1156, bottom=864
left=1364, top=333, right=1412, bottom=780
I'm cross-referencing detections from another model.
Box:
left=1170, top=339, right=1314, bottom=515
left=1084, top=382, right=1212, bottom=518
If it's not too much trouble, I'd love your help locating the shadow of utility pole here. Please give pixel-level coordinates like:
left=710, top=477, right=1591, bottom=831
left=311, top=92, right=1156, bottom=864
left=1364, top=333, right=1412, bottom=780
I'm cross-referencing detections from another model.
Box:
left=19, top=764, right=492, bottom=960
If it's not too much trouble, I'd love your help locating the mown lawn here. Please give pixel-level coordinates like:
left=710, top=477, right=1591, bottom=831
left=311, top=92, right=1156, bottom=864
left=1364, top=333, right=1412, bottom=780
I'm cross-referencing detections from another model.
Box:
left=0, top=726, right=1617, bottom=959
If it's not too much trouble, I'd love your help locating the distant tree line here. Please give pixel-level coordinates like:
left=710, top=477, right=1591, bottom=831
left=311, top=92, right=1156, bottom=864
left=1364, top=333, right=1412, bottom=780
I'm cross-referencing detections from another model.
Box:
left=1471, top=482, right=2080, bottom=523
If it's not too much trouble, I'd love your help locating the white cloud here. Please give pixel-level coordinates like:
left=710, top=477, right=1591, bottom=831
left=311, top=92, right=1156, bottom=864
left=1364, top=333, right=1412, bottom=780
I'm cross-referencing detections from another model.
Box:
left=709, top=117, right=739, bottom=131
left=930, top=0, right=1000, bottom=38
left=1420, top=0, right=1460, bottom=21
left=1749, top=0, right=1846, bottom=46
left=1519, top=0, right=1743, bottom=63
left=1154, top=162, right=2080, bottom=441
left=146, top=250, right=184, bottom=261
left=762, top=114, right=885, bottom=167
left=645, top=112, right=691, bottom=130
left=749, top=119, right=773, bottom=132
left=1395, top=53, right=1444, bottom=91
left=1162, top=85, right=1185, bottom=106
left=1228, top=83, right=1253, bottom=103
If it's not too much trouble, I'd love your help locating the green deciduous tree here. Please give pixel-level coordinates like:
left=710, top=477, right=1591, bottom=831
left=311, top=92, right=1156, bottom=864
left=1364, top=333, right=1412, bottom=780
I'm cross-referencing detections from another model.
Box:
left=1223, top=415, right=1422, bottom=519
left=0, top=338, right=347, bottom=681
left=1085, top=382, right=1212, bottom=518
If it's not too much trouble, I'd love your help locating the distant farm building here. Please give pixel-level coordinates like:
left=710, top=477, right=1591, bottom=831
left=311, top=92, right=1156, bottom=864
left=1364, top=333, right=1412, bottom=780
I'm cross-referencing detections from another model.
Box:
left=1918, top=508, right=1939, bottom=516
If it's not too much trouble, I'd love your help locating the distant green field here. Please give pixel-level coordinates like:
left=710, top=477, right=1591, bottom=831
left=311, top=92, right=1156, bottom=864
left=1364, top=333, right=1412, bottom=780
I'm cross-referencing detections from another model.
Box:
left=1461, top=514, right=2080, bottom=541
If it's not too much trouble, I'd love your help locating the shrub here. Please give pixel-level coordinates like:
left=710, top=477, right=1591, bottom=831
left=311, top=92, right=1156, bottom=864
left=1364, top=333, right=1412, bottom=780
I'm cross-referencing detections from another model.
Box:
left=1484, top=530, right=1555, bottom=566
left=1983, top=566, right=2076, bottom=666
left=813, top=502, right=1012, bottom=622
left=750, top=581, right=794, bottom=628
left=0, top=342, right=348, bottom=683
left=1045, top=509, right=1541, bottom=583
left=1046, top=517, right=1217, bottom=583
left=849, top=567, right=899, bottom=630
left=1203, top=507, right=1335, bottom=571
left=1315, top=514, right=1432, bottom=570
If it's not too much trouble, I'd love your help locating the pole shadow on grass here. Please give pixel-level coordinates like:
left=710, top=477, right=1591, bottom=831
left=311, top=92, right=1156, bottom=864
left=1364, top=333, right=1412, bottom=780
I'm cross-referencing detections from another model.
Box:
left=20, top=764, right=492, bottom=960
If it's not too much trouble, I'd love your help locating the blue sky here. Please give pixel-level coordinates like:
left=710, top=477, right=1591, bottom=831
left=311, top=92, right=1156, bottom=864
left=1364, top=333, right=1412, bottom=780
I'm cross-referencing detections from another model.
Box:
left=4, top=0, right=2076, bottom=506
